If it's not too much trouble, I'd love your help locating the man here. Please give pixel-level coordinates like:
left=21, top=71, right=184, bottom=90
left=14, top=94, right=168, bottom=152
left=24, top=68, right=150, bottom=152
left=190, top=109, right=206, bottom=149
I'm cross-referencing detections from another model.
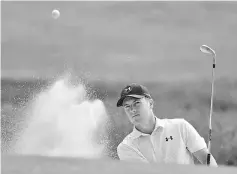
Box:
left=116, top=83, right=218, bottom=166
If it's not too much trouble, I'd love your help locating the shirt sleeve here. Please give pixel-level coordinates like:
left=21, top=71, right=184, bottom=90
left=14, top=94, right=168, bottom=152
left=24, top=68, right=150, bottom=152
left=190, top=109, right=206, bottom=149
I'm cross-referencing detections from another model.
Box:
left=181, top=119, right=207, bottom=153
left=117, top=143, right=148, bottom=163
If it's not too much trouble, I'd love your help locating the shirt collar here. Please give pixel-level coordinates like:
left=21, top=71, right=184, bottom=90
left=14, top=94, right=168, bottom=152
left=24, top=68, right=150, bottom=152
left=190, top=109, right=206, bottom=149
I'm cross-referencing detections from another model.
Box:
left=130, top=117, right=165, bottom=139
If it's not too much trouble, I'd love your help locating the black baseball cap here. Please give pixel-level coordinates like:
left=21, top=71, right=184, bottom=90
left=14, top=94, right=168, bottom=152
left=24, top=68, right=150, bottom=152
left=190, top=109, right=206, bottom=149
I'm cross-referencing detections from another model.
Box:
left=116, top=83, right=152, bottom=107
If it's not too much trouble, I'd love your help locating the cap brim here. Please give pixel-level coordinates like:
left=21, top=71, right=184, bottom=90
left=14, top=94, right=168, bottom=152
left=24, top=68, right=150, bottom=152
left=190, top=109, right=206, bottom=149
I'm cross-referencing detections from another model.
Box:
left=116, top=95, right=144, bottom=107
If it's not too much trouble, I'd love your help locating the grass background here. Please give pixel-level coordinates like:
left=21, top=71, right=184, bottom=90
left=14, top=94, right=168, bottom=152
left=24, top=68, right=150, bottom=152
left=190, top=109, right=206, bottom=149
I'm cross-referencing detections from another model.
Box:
left=1, top=0, right=237, bottom=168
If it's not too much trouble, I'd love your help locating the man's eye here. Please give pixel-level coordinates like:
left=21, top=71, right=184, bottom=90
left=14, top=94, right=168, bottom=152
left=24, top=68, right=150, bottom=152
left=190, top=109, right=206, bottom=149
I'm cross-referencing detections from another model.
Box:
left=134, top=101, right=141, bottom=105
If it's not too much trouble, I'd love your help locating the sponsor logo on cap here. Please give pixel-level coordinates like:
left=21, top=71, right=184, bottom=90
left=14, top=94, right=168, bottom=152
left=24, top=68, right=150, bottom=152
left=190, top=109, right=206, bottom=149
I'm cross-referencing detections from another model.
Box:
left=124, top=86, right=132, bottom=93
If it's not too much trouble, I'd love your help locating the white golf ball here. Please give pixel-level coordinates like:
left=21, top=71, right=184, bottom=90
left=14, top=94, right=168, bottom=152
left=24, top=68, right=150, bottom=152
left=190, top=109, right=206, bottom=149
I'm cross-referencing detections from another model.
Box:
left=52, top=9, right=60, bottom=19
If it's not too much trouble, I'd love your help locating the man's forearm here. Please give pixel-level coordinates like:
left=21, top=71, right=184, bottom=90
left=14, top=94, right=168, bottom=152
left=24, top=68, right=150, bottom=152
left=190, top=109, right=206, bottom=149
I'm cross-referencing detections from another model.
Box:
left=193, top=149, right=218, bottom=167
left=201, top=154, right=218, bottom=167
left=207, top=154, right=218, bottom=167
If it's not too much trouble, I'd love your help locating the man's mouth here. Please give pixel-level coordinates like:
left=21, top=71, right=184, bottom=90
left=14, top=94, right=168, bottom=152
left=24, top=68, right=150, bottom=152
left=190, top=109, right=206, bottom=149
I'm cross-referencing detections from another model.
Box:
left=132, top=114, right=139, bottom=118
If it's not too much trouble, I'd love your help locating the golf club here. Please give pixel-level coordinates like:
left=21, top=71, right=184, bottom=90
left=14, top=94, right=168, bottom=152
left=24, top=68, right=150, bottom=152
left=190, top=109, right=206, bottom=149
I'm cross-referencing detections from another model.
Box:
left=200, top=45, right=216, bottom=166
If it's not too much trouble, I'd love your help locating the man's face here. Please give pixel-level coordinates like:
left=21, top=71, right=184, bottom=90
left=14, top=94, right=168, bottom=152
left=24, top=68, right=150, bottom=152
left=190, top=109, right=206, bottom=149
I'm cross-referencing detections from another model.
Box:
left=123, top=96, right=153, bottom=125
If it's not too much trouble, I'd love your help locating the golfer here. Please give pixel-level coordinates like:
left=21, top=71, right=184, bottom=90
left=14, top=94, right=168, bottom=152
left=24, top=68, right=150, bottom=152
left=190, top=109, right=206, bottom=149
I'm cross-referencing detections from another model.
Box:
left=116, top=83, right=218, bottom=166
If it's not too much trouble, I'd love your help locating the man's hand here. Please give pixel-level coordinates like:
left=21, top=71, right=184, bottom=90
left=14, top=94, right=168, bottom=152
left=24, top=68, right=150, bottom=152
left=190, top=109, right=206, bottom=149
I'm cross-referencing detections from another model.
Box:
left=193, top=148, right=218, bottom=167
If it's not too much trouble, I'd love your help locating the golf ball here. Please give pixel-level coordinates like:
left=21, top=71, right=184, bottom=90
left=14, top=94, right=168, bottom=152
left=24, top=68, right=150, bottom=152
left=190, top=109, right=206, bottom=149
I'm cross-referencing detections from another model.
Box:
left=52, top=9, right=60, bottom=19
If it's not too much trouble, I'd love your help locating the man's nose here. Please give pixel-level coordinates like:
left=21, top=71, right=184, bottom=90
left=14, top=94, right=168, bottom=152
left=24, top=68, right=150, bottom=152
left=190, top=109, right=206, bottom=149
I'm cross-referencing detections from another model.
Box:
left=129, top=106, right=137, bottom=113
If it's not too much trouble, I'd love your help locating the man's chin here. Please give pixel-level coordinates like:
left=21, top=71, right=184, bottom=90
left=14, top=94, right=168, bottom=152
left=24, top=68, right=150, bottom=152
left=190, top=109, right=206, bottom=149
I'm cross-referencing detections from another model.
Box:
left=131, top=116, right=141, bottom=124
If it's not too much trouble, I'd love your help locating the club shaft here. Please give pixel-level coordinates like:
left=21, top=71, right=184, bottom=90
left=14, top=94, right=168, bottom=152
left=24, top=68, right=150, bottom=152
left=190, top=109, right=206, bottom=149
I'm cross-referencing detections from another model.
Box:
left=207, top=57, right=216, bottom=165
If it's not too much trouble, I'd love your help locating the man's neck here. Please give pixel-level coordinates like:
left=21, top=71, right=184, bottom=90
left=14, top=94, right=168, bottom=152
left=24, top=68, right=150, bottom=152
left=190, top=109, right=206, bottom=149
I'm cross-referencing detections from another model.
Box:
left=135, top=115, right=156, bottom=135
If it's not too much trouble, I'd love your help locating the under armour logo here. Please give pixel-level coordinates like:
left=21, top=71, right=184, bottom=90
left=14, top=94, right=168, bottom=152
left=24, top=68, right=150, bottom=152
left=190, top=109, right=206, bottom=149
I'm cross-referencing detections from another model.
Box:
left=124, top=86, right=132, bottom=93
left=165, top=136, right=173, bottom=141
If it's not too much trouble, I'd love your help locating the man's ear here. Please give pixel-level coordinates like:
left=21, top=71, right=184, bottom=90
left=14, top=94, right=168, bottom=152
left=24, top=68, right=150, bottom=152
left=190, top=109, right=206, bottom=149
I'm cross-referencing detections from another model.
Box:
left=149, top=98, right=154, bottom=109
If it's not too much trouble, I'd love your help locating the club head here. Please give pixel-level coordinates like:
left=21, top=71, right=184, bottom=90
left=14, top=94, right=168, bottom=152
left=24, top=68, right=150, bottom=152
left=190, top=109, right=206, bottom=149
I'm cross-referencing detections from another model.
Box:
left=200, top=45, right=216, bottom=66
left=200, top=45, right=216, bottom=56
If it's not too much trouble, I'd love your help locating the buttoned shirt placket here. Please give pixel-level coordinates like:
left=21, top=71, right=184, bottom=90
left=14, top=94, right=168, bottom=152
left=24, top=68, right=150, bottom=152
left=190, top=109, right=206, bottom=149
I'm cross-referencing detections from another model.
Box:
left=150, top=134, right=157, bottom=163
left=130, top=117, right=164, bottom=163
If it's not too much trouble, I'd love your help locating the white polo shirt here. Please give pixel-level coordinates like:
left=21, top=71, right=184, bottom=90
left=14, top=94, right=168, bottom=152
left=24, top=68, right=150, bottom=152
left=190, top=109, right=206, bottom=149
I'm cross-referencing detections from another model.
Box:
left=117, top=118, right=207, bottom=165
